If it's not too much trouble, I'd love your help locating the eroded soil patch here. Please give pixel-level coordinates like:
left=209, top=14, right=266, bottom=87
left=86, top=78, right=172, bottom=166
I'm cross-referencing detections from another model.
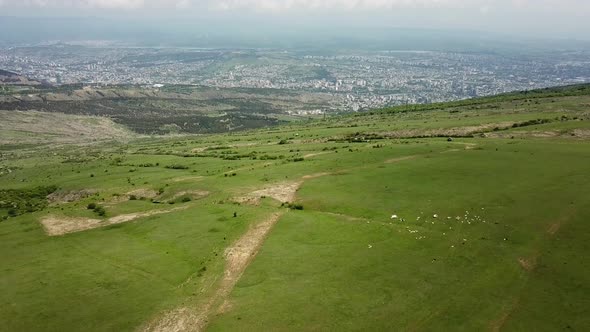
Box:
left=47, top=189, right=97, bottom=204
left=167, top=191, right=210, bottom=201
left=107, top=188, right=160, bottom=205
left=518, top=255, right=538, bottom=272
left=41, top=206, right=189, bottom=236
left=236, top=181, right=302, bottom=205
left=385, top=155, right=418, bottom=164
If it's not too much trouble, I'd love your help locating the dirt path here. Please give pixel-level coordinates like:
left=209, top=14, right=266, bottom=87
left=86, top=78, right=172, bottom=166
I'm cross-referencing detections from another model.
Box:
left=490, top=207, right=575, bottom=330
left=489, top=298, right=520, bottom=332
left=144, top=212, right=285, bottom=332
left=384, top=155, right=419, bottom=163
left=145, top=172, right=335, bottom=331
left=303, top=151, right=331, bottom=159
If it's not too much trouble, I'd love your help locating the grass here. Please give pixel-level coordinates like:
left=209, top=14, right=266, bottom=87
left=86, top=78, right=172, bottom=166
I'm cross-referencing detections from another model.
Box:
left=0, top=84, right=589, bottom=331
left=208, top=139, right=590, bottom=331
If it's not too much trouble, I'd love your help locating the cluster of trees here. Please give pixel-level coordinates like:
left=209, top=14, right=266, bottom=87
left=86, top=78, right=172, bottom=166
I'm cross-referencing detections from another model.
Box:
left=0, top=185, right=58, bottom=220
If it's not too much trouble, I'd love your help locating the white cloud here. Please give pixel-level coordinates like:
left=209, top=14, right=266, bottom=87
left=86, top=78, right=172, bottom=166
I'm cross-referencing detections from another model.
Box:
left=211, top=0, right=467, bottom=11
left=0, top=0, right=145, bottom=9
left=207, top=0, right=590, bottom=13
left=0, top=0, right=588, bottom=14
left=175, top=0, right=190, bottom=9
left=85, top=0, right=145, bottom=9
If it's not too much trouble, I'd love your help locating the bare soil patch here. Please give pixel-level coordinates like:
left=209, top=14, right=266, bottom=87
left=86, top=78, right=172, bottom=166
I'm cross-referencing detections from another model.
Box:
left=546, top=222, right=561, bottom=235
left=440, top=149, right=461, bottom=153
left=464, top=143, right=478, bottom=150
left=171, top=176, right=204, bottom=183
left=302, top=172, right=332, bottom=180
left=236, top=172, right=333, bottom=205
left=41, top=206, right=189, bottom=236
left=518, top=255, right=538, bottom=272
left=303, top=152, right=330, bottom=159
left=489, top=298, right=520, bottom=332
left=41, top=216, right=103, bottom=236
left=384, top=155, right=418, bottom=163
left=127, top=188, right=160, bottom=199
left=572, top=129, right=590, bottom=138
left=107, top=188, right=160, bottom=205
left=382, top=122, right=514, bottom=139
left=546, top=207, right=575, bottom=236
left=47, top=189, right=97, bottom=204
left=246, top=181, right=303, bottom=204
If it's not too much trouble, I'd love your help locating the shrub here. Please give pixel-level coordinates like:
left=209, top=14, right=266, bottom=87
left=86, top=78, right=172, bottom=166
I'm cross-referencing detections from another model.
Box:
left=129, top=195, right=137, bottom=201
left=87, top=202, right=97, bottom=210
left=181, top=196, right=191, bottom=203
left=0, top=185, right=58, bottom=217
left=93, top=206, right=106, bottom=217
left=284, top=203, right=304, bottom=210
left=291, top=204, right=304, bottom=210
left=7, top=208, right=18, bottom=217
left=165, top=164, right=189, bottom=170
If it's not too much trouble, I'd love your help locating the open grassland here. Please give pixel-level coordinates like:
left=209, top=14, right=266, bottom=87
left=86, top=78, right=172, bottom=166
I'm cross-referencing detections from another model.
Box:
left=0, top=85, right=589, bottom=331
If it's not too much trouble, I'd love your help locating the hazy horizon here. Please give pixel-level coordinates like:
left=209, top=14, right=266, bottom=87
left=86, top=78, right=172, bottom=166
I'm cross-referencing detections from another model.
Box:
left=1, top=0, right=589, bottom=43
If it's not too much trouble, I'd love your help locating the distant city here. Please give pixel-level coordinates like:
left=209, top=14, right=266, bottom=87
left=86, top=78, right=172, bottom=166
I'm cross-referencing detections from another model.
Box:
left=2, top=43, right=590, bottom=112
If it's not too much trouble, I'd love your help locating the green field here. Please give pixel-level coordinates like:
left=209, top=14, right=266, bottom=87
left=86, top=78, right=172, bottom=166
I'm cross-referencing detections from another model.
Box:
left=1, top=84, right=589, bottom=331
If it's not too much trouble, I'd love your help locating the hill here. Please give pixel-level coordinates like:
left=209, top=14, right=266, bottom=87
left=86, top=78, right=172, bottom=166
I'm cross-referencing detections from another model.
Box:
left=0, top=69, right=41, bottom=85
left=0, top=84, right=333, bottom=135
left=0, top=85, right=589, bottom=331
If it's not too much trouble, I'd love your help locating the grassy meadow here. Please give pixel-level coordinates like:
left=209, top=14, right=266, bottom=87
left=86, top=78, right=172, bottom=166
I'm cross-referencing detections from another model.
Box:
left=1, top=84, right=589, bottom=331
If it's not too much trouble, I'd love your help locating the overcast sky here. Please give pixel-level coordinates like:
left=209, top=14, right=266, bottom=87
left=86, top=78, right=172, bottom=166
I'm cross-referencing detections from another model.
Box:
left=1, top=0, right=589, bottom=40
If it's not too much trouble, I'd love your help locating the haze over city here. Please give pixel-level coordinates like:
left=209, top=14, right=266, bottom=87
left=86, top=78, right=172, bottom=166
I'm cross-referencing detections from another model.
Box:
left=1, top=0, right=590, bottom=40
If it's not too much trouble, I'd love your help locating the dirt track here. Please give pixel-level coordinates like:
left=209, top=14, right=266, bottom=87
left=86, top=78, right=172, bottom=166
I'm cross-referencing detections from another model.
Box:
left=144, top=212, right=284, bottom=332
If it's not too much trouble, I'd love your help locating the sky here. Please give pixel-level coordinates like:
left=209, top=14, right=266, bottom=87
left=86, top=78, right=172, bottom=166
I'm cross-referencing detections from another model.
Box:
left=0, top=0, right=589, bottom=40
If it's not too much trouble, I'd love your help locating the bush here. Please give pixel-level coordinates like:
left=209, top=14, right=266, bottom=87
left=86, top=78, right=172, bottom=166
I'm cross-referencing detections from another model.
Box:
left=284, top=203, right=304, bottom=210
left=87, top=202, right=97, bottom=210
left=165, top=164, right=189, bottom=170
left=129, top=195, right=137, bottom=201
left=93, top=205, right=106, bottom=217
left=181, top=196, right=192, bottom=203
left=0, top=185, right=58, bottom=217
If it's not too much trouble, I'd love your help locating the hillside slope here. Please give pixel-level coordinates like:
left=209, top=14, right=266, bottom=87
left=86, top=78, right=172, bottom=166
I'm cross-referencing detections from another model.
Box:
left=0, top=85, right=589, bottom=332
